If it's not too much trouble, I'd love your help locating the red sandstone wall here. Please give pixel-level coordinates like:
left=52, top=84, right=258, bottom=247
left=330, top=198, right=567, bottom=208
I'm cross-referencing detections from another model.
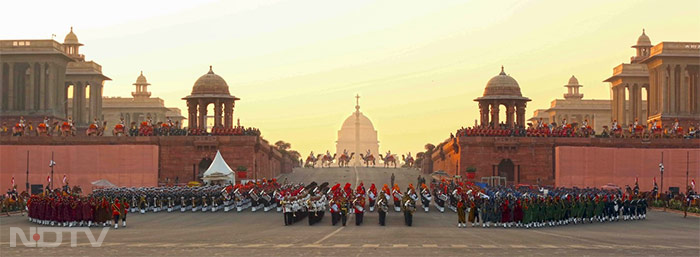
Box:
left=432, top=137, right=555, bottom=185
left=556, top=147, right=700, bottom=191
left=0, top=145, right=158, bottom=193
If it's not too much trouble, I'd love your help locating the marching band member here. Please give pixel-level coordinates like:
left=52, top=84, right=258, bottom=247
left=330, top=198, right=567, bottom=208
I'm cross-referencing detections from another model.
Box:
left=377, top=193, right=388, bottom=226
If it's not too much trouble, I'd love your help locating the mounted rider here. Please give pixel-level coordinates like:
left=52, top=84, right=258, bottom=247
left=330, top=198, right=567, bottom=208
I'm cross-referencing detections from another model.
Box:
left=325, top=150, right=332, bottom=160
left=561, top=118, right=567, bottom=128
left=167, top=116, right=174, bottom=127
left=92, top=118, right=100, bottom=129
left=672, top=119, right=680, bottom=132
left=18, top=116, right=26, bottom=128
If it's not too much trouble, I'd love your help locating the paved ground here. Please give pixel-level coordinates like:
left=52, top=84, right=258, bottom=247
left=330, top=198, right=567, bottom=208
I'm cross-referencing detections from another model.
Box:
left=1, top=167, right=699, bottom=256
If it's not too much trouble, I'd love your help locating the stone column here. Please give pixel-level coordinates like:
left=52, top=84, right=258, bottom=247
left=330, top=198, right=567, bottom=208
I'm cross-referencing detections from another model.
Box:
left=187, top=101, right=195, bottom=129
left=46, top=64, right=55, bottom=115
left=88, top=83, right=95, bottom=122
left=214, top=99, right=222, bottom=128
left=516, top=103, right=526, bottom=127
left=27, top=65, right=35, bottom=111
left=7, top=62, right=14, bottom=110
left=38, top=64, right=45, bottom=110
left=621, top=86, right=628, bottom=125
left=490, top=103, right=499, bottom=128
left=478, top=102, right=487, bottom=127
left=198, top=99, right=207, bottom=130
left=97, top=83, right=103, bottom=120
left=669, top=64, right=676, bottom=114
left=635, top=84, right=643, bottom=122
left=224, top=101, right=233, bottom=128
left=505, top=104, right=515, bottom=128
left=680, top=64, right=688, bottom=113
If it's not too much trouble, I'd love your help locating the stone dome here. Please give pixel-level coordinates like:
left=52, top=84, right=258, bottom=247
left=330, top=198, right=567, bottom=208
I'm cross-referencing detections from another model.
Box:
left=483, top=66, right=522, bottom=97
left=635, top=29, right=652, bottom=47
left=134, top=71, right=149, bottom=85
left=340, top=112, right=375, bottom=131
left=191, top=66, right=230, bottom=95
left=567, top=75, right=579, bottom=85
left=64, top=27, right=80, bottom=44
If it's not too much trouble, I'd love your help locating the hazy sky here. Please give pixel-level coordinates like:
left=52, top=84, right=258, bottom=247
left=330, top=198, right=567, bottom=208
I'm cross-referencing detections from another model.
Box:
left=2, top=0, right=699, bottom=156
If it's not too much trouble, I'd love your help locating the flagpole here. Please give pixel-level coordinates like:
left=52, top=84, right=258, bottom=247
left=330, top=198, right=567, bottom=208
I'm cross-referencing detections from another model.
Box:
left=26, top=151, right=30, bottom=193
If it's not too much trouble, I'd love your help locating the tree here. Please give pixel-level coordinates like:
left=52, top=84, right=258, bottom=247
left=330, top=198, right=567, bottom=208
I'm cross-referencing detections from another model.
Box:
left=424, top=143, right=435, bottom=152
left=287, top=150, right=301, bottom=160
left=275, top=140, right=291, bottom=151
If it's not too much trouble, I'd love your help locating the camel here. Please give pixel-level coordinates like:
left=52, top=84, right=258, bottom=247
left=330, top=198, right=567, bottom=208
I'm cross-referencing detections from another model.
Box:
left=402, top=154, right=415, bottom=168
left=337, top=152, right=355, bottom=168
left=305, top=154, right=323, bottom=168
left=60, top=122, right=75, bottom=137
left=358, top=153, right=376, bottom=168
left=138, top=121, right=153, bottom=136
left=86, top=121, right=107, bottom=136
left=378, top=154, right=397, bottom=168
left=11, top=124, right=24, bottom=136
left=37, top=122, right=50, bottom=136
left=321, top=154, right=336, bottom=168
left=113, top=123, right=126, bottom=136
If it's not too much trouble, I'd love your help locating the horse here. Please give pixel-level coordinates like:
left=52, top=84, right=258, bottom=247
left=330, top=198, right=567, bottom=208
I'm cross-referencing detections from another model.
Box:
left=2, top=192, right=28, bottom=216
left=359, top=154, right=376, bottom=168
left=378, top=154, right=397, bottom=168
left=71, top=185, right=83, bottom=196
left=337, top=153, right=354, bottom=168
left=321, top=154, right=336, bottom=168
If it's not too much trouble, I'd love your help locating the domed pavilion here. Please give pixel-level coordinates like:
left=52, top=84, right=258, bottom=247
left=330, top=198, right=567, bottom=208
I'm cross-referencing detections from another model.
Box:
left=183, top=66, right=240, bottom=130
left=474, top=66, right=531, bottom=128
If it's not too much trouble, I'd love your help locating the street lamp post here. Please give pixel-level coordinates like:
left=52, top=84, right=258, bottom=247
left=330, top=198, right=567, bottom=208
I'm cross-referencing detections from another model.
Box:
left=660, top=152, right=664, bottom=212
left=25, top=151, right=30, bottom=193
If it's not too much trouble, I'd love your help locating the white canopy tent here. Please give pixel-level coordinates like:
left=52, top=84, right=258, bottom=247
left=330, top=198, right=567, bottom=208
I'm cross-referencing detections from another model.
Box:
left=91, top=179, right=116, bottom=188
left=202, top=150, right=235, bottom=185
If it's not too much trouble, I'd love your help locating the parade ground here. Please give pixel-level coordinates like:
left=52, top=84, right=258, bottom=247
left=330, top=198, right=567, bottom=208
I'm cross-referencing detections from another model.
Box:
left=1, top=167, right=699, bottom=256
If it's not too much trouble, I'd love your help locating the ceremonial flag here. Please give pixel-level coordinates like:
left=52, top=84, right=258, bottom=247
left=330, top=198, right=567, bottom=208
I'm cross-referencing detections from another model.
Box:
left=11, top=176, right=15, bottom=187
left=635, top=177, right=638, bottom=185
left=47, top=175, right=51, bottom=183
left=692, top=179, right=696, bottom=190
left=62, top=175, right=67, bottom=184
left=653, top=177, right=657, bottom=186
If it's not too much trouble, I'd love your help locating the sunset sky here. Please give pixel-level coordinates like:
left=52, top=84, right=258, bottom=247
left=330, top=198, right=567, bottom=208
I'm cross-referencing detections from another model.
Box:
left=2, top=0, right=699, bottom=156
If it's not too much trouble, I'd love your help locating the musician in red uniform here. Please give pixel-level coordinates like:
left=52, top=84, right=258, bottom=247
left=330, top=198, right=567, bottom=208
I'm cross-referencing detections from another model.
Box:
left=354, top=196, right=365, bottom=226
left=112, top=198, right=122, bottom=229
